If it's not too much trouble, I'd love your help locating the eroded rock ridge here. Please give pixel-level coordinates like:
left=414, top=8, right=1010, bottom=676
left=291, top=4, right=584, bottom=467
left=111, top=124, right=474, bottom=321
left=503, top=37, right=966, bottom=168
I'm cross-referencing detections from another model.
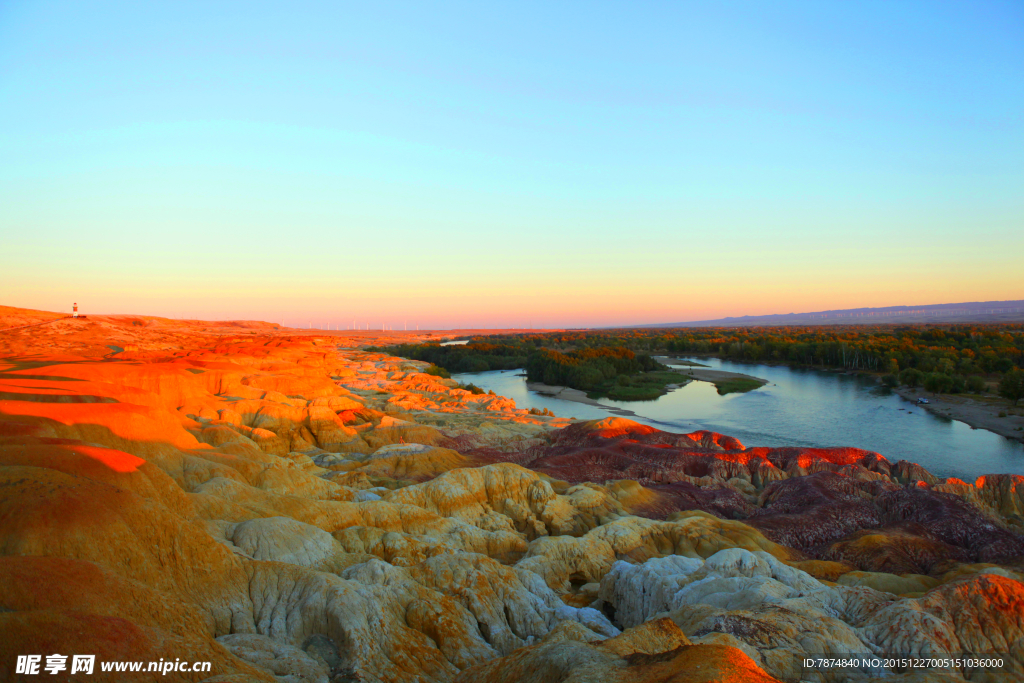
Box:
left=1, top=320, right=1022, bottom=682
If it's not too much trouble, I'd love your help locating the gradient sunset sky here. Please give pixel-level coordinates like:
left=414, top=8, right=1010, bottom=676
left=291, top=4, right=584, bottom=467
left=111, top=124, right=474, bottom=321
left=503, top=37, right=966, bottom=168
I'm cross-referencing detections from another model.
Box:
left=2, top=1, right=1022, bottom=329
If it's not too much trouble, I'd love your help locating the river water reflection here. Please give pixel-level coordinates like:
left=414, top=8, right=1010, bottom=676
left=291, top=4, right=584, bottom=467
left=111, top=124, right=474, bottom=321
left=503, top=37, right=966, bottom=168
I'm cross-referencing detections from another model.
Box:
left=454, top=357, right=1024, bottom=481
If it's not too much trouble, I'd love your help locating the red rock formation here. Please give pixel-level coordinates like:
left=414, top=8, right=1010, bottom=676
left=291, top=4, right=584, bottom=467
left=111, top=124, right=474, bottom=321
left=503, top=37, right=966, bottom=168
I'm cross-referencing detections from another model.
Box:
left=1, top=311, right=1022, bottom=682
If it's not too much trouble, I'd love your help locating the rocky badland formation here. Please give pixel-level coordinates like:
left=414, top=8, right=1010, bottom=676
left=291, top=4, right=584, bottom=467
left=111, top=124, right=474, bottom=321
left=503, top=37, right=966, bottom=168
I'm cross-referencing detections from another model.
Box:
left=2, top=310, right=1023, bottom=682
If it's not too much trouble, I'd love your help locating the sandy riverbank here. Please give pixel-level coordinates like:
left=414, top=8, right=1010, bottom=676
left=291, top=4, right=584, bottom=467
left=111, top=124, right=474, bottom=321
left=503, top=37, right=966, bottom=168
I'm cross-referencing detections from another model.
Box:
left=894, top=386, right=1024, bottom=443
left=525, top=381, right=643, bottom=416
left=654, top=357, right=769, bottom=389
left=680, top=368, right=769, bottom=386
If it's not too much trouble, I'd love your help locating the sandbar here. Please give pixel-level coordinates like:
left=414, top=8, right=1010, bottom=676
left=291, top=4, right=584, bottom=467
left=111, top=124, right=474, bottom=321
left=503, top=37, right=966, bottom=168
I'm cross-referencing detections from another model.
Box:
left=894, top=386, right=1024, bottom=444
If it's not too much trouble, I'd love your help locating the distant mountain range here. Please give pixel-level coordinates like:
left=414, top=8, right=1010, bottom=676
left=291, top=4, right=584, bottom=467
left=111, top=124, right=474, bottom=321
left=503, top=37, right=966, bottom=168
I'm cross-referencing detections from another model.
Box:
left=630, top=300, right=1024, bottom=328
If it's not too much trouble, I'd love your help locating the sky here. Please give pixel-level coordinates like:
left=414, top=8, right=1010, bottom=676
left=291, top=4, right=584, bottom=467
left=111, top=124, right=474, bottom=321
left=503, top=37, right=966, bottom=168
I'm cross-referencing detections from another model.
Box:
left=1, top=0, right=1022, bottom=329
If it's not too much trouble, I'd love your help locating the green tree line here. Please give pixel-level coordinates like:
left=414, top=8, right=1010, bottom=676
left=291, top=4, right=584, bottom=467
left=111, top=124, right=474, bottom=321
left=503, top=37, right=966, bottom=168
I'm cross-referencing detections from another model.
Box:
left=369, top=341, right=676, bottom=399
left=366, top=342, right=527, bottom=373
left=524, top=346, right=662, bottom=391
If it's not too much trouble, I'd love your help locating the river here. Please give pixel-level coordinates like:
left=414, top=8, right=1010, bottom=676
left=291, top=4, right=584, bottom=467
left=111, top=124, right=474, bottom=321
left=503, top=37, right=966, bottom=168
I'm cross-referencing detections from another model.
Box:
left=453, top=357, right=1024, bottom=480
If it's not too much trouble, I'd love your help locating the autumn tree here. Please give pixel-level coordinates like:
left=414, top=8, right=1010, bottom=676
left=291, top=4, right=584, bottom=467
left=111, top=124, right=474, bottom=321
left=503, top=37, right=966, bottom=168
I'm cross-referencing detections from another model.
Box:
left=998, top=369, right=1024, bottom=406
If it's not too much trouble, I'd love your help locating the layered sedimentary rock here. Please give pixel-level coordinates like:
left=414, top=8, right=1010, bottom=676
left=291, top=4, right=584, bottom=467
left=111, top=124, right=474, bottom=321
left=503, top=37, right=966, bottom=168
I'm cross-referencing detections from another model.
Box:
left=598, top=549, right=1024, bottom=681
left=1, top=314, right=1022, bottom=682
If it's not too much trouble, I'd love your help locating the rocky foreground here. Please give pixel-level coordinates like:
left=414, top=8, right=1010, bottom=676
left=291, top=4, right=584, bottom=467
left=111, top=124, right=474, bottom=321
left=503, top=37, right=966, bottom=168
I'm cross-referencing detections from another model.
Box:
left=1, top=316, right=1023, bottom=682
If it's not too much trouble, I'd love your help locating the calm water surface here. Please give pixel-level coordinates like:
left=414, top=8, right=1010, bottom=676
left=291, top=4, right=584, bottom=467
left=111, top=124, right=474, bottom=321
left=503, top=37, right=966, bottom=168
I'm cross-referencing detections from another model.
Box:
left=454, top=357, right=1024, bottom=481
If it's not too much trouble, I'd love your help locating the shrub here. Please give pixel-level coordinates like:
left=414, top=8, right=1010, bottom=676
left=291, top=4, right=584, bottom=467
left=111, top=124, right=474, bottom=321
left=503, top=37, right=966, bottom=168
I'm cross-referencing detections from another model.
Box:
left=715, top=378, right=764, bottom=395
left=423, top=364, right=450, bottom=379
left=606, top=385, right=664, bottom=401
left=965, top=376, right=987, bottom=393
left=462, top=357, right=491, bottom=373
left=899, top=368, right=925, bottom=388
left=998, top=369, right=1024, bottom=406
left=881, top=374, right=898, bottom=388
left=923, top=373, right=954, bottom=394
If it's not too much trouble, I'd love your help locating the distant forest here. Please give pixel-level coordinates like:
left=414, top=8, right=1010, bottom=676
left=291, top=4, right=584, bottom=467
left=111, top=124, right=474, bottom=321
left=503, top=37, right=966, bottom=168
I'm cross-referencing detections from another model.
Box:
left=367, top=341, right=679, bottom=400
left=490, top=326, right=1022, bottom=371
left=373, top=324, right=1024, bottom=400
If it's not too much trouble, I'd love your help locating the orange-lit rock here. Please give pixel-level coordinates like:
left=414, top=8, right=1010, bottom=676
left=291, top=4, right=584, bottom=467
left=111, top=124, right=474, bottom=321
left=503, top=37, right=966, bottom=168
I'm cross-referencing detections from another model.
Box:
left=453, top=618, right=782, bottom=683
left=1, top=307, right=1022, bottom=682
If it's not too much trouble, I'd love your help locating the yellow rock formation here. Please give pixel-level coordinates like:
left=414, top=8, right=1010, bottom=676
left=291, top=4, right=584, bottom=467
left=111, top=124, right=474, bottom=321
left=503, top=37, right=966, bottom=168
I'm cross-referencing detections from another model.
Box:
left=0, top=308, right=1021, bottom=682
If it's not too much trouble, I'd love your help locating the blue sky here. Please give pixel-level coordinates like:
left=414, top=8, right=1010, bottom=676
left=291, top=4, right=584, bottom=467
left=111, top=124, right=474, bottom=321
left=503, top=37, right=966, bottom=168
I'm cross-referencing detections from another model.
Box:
left=1, top=1, right=1021, bottom=327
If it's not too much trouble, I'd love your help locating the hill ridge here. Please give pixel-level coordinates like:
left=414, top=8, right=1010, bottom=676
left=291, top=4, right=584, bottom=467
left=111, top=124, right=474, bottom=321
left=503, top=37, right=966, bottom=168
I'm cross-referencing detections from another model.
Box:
left=628, top=299, right=1024, bottom=328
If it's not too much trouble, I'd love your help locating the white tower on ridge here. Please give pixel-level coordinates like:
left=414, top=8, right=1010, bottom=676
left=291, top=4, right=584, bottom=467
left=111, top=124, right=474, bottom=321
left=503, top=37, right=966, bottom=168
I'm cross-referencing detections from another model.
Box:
left=73, top=303, right=79, bottom=318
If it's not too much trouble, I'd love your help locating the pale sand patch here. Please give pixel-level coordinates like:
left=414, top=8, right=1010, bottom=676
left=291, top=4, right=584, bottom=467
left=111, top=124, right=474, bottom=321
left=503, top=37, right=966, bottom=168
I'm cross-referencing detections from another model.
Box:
left=525, top=382, right=640, bottom=417
left=653, top=358, right=769, bottom=388
left=894, top=386, right=1024, bottom=444
left=681, top=368, right=768, bottom=386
